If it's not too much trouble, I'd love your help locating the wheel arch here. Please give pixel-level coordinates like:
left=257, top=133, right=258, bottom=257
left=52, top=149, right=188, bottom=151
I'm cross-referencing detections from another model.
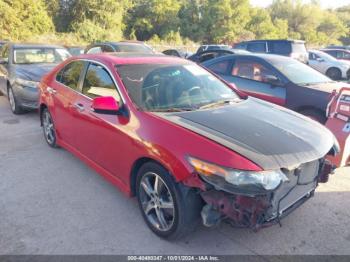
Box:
left=39, top=103, right=48, bottom=126
left=130, top=157, right=171, bottom=197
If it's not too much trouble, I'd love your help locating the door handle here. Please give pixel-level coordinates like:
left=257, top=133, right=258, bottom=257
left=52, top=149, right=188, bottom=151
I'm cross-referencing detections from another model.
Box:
left=47, top=87, right=57, bottom=95
left=74, top=103, right=85, bottom=112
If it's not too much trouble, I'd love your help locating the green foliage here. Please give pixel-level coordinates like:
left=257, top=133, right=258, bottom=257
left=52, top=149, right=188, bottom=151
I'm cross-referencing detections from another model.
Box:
left=247, top=8, right=288, bottom=39
left=124, top=0, right=182, bottom=41
left=1, top=0, right=350, bottom=47
left=0, top=0, right=54, bottom=41
left=269, top=0, right=346, bottom=46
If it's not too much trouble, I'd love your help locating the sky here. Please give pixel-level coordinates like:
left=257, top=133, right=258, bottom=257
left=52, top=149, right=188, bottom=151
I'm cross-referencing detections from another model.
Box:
left=250, top=0, right=350, bottom=9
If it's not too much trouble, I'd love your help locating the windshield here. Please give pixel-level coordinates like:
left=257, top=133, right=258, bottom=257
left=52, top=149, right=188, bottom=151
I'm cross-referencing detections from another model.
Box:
left=116, top=44, right=153, bottom=53
left=13, top=48, right=71, bottom=64
left=269, top=58, right=332, bottom=85
left=314, top=51, right=338, bottom=62
left=116, top=63, right=239, bottom=111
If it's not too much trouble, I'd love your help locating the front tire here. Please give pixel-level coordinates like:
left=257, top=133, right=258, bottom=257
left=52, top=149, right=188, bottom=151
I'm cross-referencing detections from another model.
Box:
left=41, top=108, right=58, bottom=147
left=136, top=162, right=202, bottom=239
left=8, top=86, right=23, bottom=114
left=326, top=67, right=342, bottom=80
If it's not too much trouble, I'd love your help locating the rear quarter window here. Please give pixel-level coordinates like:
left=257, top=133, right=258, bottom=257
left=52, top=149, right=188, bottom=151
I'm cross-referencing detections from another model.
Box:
left=207, top=59, right=231, bottom=75
left=56, top=61, right=84, bottom=90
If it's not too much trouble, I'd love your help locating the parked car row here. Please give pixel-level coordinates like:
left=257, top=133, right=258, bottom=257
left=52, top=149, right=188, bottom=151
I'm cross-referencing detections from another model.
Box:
left=0, top=39, right=346, bottom=240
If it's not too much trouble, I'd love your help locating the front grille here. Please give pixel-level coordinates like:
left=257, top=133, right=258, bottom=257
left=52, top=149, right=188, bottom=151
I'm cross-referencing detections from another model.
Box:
left=266, top=160, right=320, bottom=220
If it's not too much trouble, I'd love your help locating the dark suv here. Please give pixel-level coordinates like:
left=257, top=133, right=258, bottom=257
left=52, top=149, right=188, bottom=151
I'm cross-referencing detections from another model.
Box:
left=234, top=40, right=308, bottom=63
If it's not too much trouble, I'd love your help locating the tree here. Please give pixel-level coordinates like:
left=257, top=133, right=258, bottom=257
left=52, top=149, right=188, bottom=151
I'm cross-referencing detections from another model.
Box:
left=125, top=0, right=182, bottom=41
left=0, top=0, right=54, bottom=41
left=247, top=7, right=288, bottom=39
left=336, top=5, right=350, bottom=45
left=269, top=0, right=346, bottom=45
left=201, top=0, right=251, bottom=43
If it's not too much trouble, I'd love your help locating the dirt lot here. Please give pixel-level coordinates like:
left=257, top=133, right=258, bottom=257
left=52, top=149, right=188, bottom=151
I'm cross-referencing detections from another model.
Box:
left=0, top=96, right=349, bottom=255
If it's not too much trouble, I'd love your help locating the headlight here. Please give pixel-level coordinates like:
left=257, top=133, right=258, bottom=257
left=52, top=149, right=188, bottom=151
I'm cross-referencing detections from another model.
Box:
left=188, top=157, right=288, bottom=194
left=15, top=78, right=39, bottom=88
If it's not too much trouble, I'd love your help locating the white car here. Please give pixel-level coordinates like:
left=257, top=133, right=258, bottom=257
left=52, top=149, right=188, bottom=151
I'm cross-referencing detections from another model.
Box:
left=308, top=50, right=350, bottom=80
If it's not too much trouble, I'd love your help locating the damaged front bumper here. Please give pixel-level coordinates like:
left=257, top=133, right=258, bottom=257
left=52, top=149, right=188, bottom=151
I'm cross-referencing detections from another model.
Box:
left=198, top=159, right=334, bottom=230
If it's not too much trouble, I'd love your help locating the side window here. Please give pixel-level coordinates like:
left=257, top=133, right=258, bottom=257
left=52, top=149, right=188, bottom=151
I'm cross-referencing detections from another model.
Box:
left=87, top=46, right=102, bottom=54
left=309, top=53, right=317, bottom=60
left=207, top=59, right=231, bottom=75
left=102, top=45, right=114, bottom=52
left=1, top=45, right=9, bottom=61
left=343, top=52, right=350, bottom=59
left=232, top=59, right=278, bottom=83
left=247, top=42, right=266, bottom=53
left=82, top=63, right=120, bottom=101
left=268, top=42, right=291, bottom=55
left=56, top=61, right=84, bottom=90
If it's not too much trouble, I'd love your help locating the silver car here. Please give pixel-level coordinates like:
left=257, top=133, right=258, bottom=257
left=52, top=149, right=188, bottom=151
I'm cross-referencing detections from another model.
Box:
left=0, top=43, right=71, bottom=114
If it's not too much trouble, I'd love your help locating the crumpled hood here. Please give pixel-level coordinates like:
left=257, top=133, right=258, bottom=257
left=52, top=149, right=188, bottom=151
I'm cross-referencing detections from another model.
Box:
left=302, top=81, right=350, bottom=93
left=156, top=98, right=335, bottom=170
left=14, top=64, right=57, bottom=82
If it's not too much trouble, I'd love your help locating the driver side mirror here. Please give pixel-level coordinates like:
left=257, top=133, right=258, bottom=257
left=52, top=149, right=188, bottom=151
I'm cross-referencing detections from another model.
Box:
left=92, top=96, right=120, bottom=115
left=316, top=57, right=324, bottom=62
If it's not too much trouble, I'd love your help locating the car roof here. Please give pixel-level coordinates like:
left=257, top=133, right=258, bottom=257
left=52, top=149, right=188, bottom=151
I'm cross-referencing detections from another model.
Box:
left=322, top=48, right=350, bottom=52
left=202, top=53, right=295, bottom=65
left=91, top=41, right=146, bottom=46
left=240, top=39, right=305, bottom=43
left=73, top=52, right=191, bottom=65
left=308, top=49, right=324, bottom=54
left=9, top=43, right=65, bottom=49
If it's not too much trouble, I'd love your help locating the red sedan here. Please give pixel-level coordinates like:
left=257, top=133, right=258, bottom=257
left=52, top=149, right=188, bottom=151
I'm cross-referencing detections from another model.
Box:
left=39, top=53, right=337, bottom=239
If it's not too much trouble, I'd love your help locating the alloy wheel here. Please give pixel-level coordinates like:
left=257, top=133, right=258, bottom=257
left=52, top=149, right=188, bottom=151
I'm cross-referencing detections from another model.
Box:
left=139, top=172, right=175, bottom=232
left=42, top=110, right=55, bottom=145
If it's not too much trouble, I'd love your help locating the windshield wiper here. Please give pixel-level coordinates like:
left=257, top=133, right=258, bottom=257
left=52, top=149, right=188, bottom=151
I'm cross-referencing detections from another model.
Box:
left=151, top=107, right=196, bottom=112
left=199, top=99, right=240, bottom=110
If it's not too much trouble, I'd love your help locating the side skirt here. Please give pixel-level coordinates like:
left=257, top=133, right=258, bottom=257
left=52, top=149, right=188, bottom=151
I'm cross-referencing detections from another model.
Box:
left=56, top=138, right=132, bottom=197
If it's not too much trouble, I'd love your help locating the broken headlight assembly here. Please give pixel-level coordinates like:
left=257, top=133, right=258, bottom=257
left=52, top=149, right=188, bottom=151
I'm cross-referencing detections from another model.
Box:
left=188, top=156, right=289, bottom=195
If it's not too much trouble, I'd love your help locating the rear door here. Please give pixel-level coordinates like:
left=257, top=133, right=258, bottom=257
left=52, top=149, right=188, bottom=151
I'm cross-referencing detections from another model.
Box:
left=49, top=60, right=85, bottom=147
left=209, top=57, right=286, bottom=106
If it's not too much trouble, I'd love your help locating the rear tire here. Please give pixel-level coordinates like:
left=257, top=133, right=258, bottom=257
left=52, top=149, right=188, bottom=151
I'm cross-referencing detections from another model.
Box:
left=299, top=109, right=327, bottom=124
left=136, top=162, right=203, bottom=240
left=8, top=86, right=23, bottom=114
left=326, top=67, right=342, bottom=80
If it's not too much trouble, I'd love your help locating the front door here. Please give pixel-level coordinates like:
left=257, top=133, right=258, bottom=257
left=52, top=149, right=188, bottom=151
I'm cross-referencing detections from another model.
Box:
left=73, top=62, right=129, bottom=178
left=226, top=58, right=286, bottom=106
